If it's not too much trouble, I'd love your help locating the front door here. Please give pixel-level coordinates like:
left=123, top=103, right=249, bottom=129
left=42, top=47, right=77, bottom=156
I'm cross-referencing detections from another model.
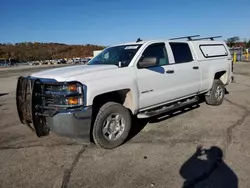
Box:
left=136, top=42, right=177, bottom=109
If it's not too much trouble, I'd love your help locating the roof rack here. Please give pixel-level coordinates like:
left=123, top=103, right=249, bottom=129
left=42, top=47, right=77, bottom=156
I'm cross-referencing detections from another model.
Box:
left=192, top=36, right=222, bottom=41
left=169, top=35, right=200, bottom=41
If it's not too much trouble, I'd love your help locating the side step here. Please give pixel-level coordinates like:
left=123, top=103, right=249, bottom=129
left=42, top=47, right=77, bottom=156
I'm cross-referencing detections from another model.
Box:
left=137, top=96, right=199, bottom=118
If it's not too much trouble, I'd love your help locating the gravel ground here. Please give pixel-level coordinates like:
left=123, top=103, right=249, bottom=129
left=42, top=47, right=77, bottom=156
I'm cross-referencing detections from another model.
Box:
left=0, top=63, right=250, bottom=188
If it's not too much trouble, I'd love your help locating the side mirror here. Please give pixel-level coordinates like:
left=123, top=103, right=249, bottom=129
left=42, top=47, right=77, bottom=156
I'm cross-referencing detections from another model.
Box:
left=138, top=57, right=158, bottom=68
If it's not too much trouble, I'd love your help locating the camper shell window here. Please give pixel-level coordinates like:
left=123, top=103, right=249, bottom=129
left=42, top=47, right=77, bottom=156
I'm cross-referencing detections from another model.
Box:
left=199, top=44, right=228, bottom=58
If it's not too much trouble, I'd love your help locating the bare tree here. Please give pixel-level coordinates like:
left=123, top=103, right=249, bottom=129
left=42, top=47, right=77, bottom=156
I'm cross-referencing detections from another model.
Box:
left=226, top=36, right=240, bottom=47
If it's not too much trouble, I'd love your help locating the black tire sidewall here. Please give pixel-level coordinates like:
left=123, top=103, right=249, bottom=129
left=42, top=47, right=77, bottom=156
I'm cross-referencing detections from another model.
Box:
left=93, top=102, right=132, bottom=149
left=206, top=79, right=225, bottom=105
left=214, top=80, right=225, bottom=105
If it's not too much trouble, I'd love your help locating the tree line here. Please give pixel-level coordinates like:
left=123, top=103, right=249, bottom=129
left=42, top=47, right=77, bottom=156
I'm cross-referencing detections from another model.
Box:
left=226, top=36, right=250, bottom=48
left=0, top=42, right=106, bottom=62
left=0, top=37, right=250, bottom=63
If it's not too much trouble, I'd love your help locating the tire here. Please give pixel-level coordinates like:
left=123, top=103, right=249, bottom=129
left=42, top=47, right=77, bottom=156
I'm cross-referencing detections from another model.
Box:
left=92, top=102, right=132, bottom=149
left=205, top=79, right=225, bottom=106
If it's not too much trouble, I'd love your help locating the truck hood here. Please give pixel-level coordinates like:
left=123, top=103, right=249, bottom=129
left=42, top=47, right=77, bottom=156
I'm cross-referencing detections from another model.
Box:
left=31, top=64, right=118, bottom=81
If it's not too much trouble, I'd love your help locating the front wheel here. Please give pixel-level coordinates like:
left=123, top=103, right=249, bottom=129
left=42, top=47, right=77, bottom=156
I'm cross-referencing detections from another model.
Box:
left=92, top=102, right=132, bottom=149
left=205, top=79, right=225, bottom=106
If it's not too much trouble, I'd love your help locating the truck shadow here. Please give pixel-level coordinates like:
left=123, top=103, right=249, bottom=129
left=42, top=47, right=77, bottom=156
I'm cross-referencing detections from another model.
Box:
left=127, top=101, right=202, bottom=141
left=0, top=93, right=9, bottom=107
left=128, top=88, right=231, bottom=141
left=180, top=146, right=238, bottom=188
left=0, top=93, right=8, bottom=97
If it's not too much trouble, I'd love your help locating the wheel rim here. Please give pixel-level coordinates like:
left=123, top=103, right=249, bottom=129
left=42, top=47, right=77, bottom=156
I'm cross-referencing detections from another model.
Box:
left=102, top=113, right=125, bottom=141
left=215, top=85, right=224, bottom=101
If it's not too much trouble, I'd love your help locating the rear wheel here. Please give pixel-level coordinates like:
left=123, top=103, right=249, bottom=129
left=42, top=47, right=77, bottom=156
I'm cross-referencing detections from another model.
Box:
left=92, top=102, right=132, bottom=149
left=205, top=79, right=225, bottom=106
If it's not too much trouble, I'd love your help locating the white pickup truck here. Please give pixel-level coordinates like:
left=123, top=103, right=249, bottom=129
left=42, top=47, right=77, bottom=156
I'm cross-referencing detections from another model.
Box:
left=16, top=35, right=233, bottom=149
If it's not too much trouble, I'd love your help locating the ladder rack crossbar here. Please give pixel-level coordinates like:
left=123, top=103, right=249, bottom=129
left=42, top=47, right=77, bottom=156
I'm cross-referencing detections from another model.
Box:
left=169, top=35, right=200, bottom=41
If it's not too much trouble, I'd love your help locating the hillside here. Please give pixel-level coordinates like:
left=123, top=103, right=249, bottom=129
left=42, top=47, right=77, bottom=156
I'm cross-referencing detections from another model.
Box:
left=0, top=42, right=106, bottom=62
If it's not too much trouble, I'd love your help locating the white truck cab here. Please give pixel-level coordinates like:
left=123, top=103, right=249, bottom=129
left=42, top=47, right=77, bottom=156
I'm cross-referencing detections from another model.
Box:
left=16, top=35, right=233, bottom=149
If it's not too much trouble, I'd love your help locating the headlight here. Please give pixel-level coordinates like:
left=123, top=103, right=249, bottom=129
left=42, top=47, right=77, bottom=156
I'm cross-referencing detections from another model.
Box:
left=60, top=83, right=82, bottom=93
left=51, top=96, right=83, bottom=106
left=67, top=96, right=83, bottom=105
left=44, top=82, right=84, bottom=107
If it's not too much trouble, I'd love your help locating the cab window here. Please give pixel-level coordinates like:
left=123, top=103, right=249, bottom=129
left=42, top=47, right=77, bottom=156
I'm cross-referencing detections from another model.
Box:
left=169, top=42, right=193, bottom=63
left=141, top=43, right=169, bottom=66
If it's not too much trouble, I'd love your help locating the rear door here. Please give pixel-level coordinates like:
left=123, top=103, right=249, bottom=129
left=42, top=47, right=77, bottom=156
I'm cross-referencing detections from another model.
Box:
left=168, top=42, right=201, bottom=98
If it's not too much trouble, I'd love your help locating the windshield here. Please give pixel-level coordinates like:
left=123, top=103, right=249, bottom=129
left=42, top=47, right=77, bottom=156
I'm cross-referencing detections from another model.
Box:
left=87, top=44, right=142, bottom=67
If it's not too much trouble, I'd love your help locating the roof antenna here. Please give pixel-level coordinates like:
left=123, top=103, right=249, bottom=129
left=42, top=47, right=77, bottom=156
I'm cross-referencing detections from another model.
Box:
left=136, top=38, right=142, bottom=42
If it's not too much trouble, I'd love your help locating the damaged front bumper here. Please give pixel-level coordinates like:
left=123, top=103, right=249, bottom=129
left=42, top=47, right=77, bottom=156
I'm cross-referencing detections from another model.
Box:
left=16, top=76, right=92, bottom=143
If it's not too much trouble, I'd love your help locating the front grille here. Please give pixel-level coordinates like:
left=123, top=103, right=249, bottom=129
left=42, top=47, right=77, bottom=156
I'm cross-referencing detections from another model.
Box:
left=32, top=81, right=67, bottom=117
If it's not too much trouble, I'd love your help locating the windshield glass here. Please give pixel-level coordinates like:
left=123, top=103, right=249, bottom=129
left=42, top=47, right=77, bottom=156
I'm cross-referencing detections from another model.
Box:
left=87, top=44, right=142, bottom=67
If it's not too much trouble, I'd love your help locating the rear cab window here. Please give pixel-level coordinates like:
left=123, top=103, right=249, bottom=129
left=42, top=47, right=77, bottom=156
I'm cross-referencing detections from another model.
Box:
left=169, top=42, right=194, bottom=63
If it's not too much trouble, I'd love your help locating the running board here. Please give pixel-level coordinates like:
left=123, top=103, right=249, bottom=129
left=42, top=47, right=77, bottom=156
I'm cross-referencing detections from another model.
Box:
left=137, top=96, right=199, bottom=118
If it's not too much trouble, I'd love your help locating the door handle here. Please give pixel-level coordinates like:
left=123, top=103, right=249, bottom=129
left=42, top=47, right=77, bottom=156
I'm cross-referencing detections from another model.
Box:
left=166, top=70, right=174, bottom=74
left=193, top=66, right=199, bottom=70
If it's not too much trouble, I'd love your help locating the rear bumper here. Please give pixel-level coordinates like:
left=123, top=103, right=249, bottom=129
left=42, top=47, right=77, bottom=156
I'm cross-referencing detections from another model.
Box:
left=46, top=107, right=92, bottom=143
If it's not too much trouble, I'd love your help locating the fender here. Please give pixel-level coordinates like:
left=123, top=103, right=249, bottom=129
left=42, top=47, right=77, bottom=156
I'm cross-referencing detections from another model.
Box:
left=207, top=67, right=227, bottom=90
left=85, top=76, right=139, bottom=114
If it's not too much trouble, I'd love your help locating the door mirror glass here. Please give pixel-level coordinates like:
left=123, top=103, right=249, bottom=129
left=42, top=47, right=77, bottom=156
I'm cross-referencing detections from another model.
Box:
left=138, top=57, right=158, bottom=68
